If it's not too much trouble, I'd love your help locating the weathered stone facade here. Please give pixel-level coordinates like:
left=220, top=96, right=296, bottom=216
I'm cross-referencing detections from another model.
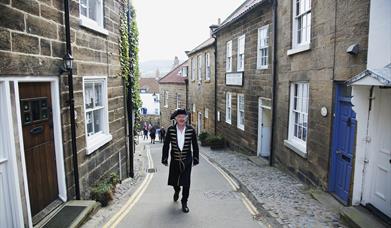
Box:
left=215, top=2, right=273, bottom=155
left=0, top=0, right=128, bottom=224
left=273, top=0, right=369, bottom=189
left=187, top=39, right=216, bottom=135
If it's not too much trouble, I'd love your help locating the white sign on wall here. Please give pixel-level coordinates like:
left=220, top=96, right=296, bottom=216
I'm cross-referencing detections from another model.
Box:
left=226, top=72, right=243, bottom=86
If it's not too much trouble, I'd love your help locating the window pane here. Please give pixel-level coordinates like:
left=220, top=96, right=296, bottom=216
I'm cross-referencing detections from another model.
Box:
left=86, top=111, right=94, bottom=136
left=95, top=82, right=102, bottom=107
left=88, top=0, right=97, bottom=21
left=93, top=109, right=102, bottom=133
left=85, top=83, right=94, bottom=109
left=31, top=100, right=40, bottom=121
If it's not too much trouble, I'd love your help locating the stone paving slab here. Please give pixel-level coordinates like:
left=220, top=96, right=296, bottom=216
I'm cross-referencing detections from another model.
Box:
left=200, top=146, right=346, bottom=228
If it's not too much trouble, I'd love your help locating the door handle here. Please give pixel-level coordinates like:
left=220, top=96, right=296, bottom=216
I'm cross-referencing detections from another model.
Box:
left=30, top=126, right=43, bottom=135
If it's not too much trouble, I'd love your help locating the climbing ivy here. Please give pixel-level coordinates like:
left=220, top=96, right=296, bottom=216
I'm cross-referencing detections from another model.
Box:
left=119, top=3, right=142, bottom=134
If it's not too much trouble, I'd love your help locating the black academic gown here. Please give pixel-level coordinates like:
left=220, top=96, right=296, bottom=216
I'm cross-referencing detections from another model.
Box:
left=162, top=124, right=199, bottom=187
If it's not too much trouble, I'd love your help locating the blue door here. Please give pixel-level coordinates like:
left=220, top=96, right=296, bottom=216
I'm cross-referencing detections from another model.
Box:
left=329, top=85, right=356, bottom=205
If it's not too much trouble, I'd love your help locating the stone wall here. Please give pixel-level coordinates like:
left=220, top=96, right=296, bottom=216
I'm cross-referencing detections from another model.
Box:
left=0, top=0, right=128, bottom=202
left=159, top=83, right=187, bottom=128
left=273, top=0, right=369, bottom=188
left=215, top=3, right=273, bottom=155
left=188, top=44, right=216, bottom=135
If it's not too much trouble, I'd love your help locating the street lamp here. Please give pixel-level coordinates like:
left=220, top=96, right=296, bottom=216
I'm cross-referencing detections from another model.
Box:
left=63, top=53, right=74, bottom=71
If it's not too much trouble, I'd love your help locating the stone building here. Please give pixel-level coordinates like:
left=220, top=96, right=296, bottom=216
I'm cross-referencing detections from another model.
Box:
left=139, top=78, right=160, bottom=126
left=214, top=0, right=274, bottom=156
left=0, top=0, right=130, bottom=226
left=187, top=37, right=216, bottom=135
left=158, top=60, right=188, bottom=128
left=273, top=0, right=369, bottom=199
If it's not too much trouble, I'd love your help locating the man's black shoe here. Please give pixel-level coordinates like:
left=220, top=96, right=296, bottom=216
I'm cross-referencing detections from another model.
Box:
left=173, top=191, right=179, bottom=202
left=182, top=202, right=189, bottom=213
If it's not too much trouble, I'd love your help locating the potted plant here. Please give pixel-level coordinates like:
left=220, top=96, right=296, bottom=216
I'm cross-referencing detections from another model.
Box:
left=198, top=132, right=210, bottom=146
left=90, top=182, right=114, bottom=207
left=207, top=135, right=225, bottom=150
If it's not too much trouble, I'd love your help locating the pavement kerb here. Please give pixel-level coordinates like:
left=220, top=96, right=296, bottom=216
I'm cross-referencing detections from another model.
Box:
left=200, top=151, right=284, bottom=228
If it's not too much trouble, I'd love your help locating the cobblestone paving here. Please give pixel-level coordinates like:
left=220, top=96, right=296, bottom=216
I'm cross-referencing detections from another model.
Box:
left=201, top=146, right=345, bottom=228
left=82, top=139, right=147, bottom=228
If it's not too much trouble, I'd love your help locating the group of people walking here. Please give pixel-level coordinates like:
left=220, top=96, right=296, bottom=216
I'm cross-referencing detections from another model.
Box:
left=142, top=123, right=166, bottom=144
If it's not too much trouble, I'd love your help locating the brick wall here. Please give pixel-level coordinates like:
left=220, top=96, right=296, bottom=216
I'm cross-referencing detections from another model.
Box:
left=188, top=44, right=216, bottom=135
left=0, top=0, right=128, bottom=202
left=273, top=0, right=369, bottom=188
left=215, top=3, right=273, bottom=155
left=159, top=83, right=187, bottom=128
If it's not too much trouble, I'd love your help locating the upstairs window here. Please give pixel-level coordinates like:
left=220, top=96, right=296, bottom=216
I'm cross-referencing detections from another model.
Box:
left=293, top=0, right=311, bottom=48
left=79, top=0, right=108, bottom=35
left=164, top=91, right=168, bottom=107
left=205, top=52, right=211, bottom=81
left=197, top=55, right=202, bottom=81
left=257, top=25, right=269, bottom=69
left=237, top=35, right=245, bottom=72
left=226, top=40, right=232, bottom=72
left=191, top=58, right=196, bottom=81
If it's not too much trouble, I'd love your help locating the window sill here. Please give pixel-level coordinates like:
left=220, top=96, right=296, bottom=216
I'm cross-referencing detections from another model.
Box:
left=284, top=139, right=307, bottom=158
left=79, top=17, right=109, bottom=36
left=237, top=125, right=245, bottom=131
left=287, top=43, right=311, bottom=56
left=86, top=133, right=113, bottom=155
left=257, top=66, right=268, bottom=70
left=226, top=120, right=232, bottom=125
left=204, top=79, right=211, bottom=83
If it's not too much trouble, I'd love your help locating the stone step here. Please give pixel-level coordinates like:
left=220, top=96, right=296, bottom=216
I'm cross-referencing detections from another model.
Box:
left=35, top=200, right=99, bottom=228
left=340, top=206, right=388, bottom=228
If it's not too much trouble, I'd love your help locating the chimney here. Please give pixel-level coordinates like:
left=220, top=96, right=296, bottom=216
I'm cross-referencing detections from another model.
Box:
left=218, top=18, right=221, bottom=25
left=172, top=56, right=180, bottom=69
left=209, top=24, right=219, bottom=36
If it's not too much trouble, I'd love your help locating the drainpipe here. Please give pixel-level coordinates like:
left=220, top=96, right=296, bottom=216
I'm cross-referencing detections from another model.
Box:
left=269, top=0, right=278, bottom=166
left=127, top=1, right=134, bottom=178
left=212, top=35, right=217, bottom=135
left=64, top=0, right=80, bottom=200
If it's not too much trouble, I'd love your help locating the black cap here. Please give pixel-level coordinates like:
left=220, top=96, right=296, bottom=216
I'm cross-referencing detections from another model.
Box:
left=170, top=108, right=187, bottom=120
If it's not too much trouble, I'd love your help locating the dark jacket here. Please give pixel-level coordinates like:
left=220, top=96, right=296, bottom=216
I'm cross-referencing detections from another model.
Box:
left=162, top=124, right=199, bottom=186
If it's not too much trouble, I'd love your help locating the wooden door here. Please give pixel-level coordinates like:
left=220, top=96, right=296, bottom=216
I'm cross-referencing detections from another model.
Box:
left=367, top=88, right=391, bottom=217
left=19, top=82, right=58, bottom=216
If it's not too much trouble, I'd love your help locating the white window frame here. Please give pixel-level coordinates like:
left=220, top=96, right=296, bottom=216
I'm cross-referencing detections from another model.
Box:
left=285, top=82, right=309, bottom=157
left=197, top=54, right=202, bottom=81
left=191, top=58, right=196, bottom=81
left=164, top=91, right=168, bottom=108
left=237, top=94, right=245, bottom=130
left=181, top=66, right=188, bottom=77
left=288, top=0, right=311, bottom=55
left=83, top=76, right=112, bottom=155
left=192, top=103, right=196, bottom=113
left=205, top=52, right=211, bottom=81
left=225, top=92, right=232, bottom=124
left=237, top=35, right=245, bottom=72
left=79, top=0, right=108, bottom=35
left=176, top=94, right=180, bottom=109
left=257, top=25, right=269, bottom=69
left=226, top=40, right=232, bottom=72
left=205, top=108, right=209, bottom=118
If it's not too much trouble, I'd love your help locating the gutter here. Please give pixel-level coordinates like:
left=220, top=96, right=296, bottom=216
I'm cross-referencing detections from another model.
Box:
left=212, top=34, right=218, bottom=135
left=64, top=0, right=80, bottom=199
left=269, top=0, right=277, bottom=166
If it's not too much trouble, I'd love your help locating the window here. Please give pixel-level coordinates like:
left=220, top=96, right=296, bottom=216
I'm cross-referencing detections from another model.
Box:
left=192, top=103, right=196, bottom=113
left=226, top=40, right=232, bottom=72
left=257, top=25, right=269, bottom=69
left=164, top=91, right=168, bottom=107
left=79, top=0, right=108, bottom=35
left=237, top=35, right=245, bottom=72
left=176, top=94, right=180, bottom=109
left=225, top=92, right=232, bottom=124
left=205, top=53, right=211, bottom=81
left=291, top=0, right=311, bottom=51
left=197, top=55, right=202, bottom=81
left=181, top=66, right=188, bottom=77
left=83, top=77, right=112, bottom=154
left=237, top=94, right=245, bottom=130
left=287, top=82, right=309, bottom=154
left=205, top=108, right=209, bottom=118
left=154, top=108, right=159, bottom=115
left=191, top=58, right=196, bottom=81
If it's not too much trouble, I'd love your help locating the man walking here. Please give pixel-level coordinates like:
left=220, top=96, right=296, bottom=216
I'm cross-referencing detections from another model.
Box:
left=162, top=109, right=199, bottom=213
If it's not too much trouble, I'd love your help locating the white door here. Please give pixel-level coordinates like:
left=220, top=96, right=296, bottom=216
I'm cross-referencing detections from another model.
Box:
left=257, top=99, right=272, bottom=157
left=0, top=83, right=15, bottom=228
left=366, top=88, right=391, bottom=217
left=197, top=112, right=202, bottom=135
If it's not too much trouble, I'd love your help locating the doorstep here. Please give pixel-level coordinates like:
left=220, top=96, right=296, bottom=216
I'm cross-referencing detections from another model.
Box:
left=34, top=200, right=99, bottom=228
left=310, top=190, right=388, bottom=228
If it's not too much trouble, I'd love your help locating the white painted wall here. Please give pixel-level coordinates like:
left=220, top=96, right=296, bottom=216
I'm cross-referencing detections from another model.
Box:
left=140, top=93, right=160, bottom=115
left=367, top=0, right=391, bottom=69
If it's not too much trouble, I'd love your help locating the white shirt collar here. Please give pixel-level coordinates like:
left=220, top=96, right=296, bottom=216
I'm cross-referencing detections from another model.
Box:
left=176, top=125, right=186, bottom=151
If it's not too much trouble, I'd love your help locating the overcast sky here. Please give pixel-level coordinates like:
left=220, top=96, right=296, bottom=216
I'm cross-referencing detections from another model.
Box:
left=132, top=0, right=243, bottom=63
